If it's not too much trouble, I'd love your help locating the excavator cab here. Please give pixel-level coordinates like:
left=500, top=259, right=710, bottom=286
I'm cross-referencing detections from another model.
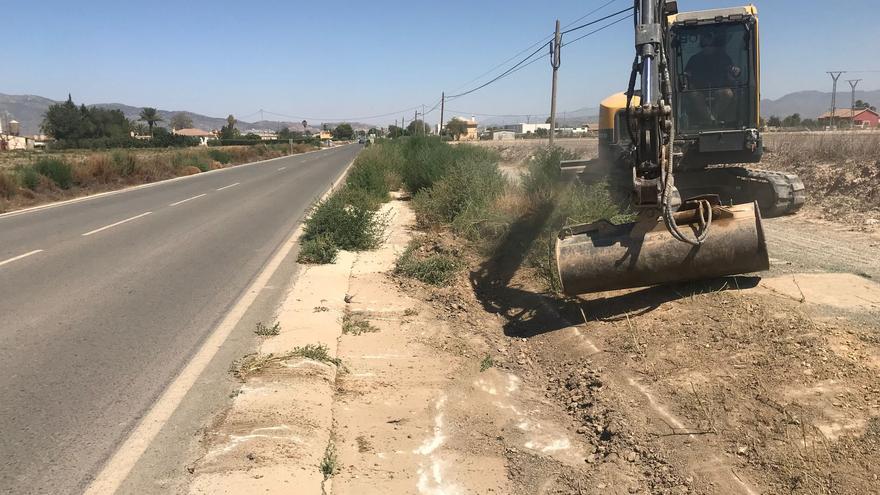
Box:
left=669, top=6, right=763, bottom=166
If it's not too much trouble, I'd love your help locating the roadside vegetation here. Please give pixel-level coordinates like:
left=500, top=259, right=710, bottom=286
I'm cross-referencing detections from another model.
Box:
left=298, top=135, right=629, bottom=293
left=0, top=143, right=314, bottom=212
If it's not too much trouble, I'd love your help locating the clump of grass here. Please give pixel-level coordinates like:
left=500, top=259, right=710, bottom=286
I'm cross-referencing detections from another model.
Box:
left=342, top=311, right=379, bottom=335
left=522, top=146, right=579, bottom=203
left=412, top=158, right=507, bottom=229
left=395, top=241, right=461, bottom=285
left=110, top=150, right=137, bottom=176
left=298, top=234, right=339, bottom=264
left=208, top=148, right=233, bottom=164
left=254, top=321, right=281, bottom=336
left=403, top=307, right=419, bottom=317
left=34, top=157, right=73, bottom=189
left=16, top=165, right=40, bottom=191
left=479, top=354, right=495, bottom=372
left=0, top=172, right=18, bottom=198
left=320, top=440, right=338, bottom=479
left=299, top=188, right=385, bottom=254
left=231, top=353, right=281, bottom=379
left=291, top=343, right=342, bottom=367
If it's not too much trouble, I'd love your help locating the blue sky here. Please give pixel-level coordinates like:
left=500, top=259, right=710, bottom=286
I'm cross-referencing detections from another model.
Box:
left=4, top=0, right=877, bottom=125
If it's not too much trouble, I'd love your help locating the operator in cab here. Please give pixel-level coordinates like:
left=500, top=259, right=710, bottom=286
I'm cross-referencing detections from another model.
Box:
left=683, top=31, right=742, bottom=125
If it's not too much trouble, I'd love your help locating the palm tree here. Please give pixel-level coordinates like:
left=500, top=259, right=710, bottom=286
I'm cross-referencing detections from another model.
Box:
left=139, top=107, right=162, bottom=136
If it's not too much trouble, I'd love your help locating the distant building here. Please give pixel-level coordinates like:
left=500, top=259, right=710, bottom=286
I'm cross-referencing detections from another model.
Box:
left=173, top=127, right=216, bottom=146
left=451, top=116, right=479, bottom=141
left=0, top=134, right=34, bottom=151
left=817, top=108, right=879, bottom=129
left=242, top=129, right=278, bottom=141
left=491, top=130, right=516, bottom=141
left=502, top=123, right=550, bottom=134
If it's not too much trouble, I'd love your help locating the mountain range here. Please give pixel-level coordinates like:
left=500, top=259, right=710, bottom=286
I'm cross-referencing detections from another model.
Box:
left=0, top=94, right=374, bottom=136
left=2, top=89, right=878, bottom=136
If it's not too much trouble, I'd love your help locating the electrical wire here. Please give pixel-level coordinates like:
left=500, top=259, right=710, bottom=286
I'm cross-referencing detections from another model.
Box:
left=446, top=42, right=550, bottom=99
left=562, top=11, right=632, bottom=46
left=561, top=6, right=634, bottom=35
left=447, top=0, right=622, bottom=93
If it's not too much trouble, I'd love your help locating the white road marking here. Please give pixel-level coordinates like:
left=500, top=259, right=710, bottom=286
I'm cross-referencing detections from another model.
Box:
left=277, top=166, right=287, bottom=171
left=168, top=193, right=207, bottom=207
left=0, top=249, right=44, bottom=268
left=216, top=182, right=240, bottom=191
left=83, top=156, right=358, bottom=495
left=81, top=212, right=152, bottom=237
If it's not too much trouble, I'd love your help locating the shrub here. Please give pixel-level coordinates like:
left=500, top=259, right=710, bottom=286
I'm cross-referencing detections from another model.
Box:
left=395, top=241, right=461, bottom=285
left=0, top=172, right=17, bottom=199
left=208, top=148, right=233, bottom=164
left=16, top=166, right=41, bottom=191
left=522, top=146, right=579, bottom=203
left=298, top=234, right=339, bottom=264
left=34, top=158, right=73, bottom=189
left=111, top=150, right=137, bottom=176
left=412, top=157, right=507, bottom=230
left=345, top=150, right=397, bottom=204
left=301, top=189, right=385, bottom=252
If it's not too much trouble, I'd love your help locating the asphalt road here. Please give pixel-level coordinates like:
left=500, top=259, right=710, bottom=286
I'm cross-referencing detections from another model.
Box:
left=0, top=144, right=360, bottom=494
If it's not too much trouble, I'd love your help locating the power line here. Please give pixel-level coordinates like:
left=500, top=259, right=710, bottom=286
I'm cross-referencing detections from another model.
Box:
left=561, top=6, right=634, bottom=35
left=446, top=42, right=549, bottom=99
left=447, top=0, right=622, bottom=93
left=562, top=11, right=632, bottom=46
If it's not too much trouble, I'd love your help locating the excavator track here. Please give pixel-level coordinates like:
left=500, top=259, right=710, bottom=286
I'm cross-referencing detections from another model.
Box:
left=675, top=167, right=806, bottom=218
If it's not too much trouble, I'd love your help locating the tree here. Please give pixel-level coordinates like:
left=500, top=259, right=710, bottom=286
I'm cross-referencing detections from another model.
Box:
left=41, top=94, right=83, bottom=139
left=854, top=100, right=876, bottom=111
left=445, top=118, right=468, bottom=140
left=782, top=113, right=801, bottom=128
left=367, top=127, right=379, bottom=136
left=767, top=116, right=782, bottom=128
left=170, top=112, right=193, bottom=130
left=277, top=126, right=298, bottom=140
left=139, top=107, right=162, bottom=136
left=41, top=95, right=131, bottom=141
left=332, top=123, right=354, bottom=140
left=801, top=118, right=818, bottom=129
left=219, top=114, right=239, bottom=140
left=407, top=119, right=430, bottom=136
left=534, top=127, right=549, bottom=137
left=244, top=132, right=262, bottom=141
left=387, top=125, right=405, bottom=138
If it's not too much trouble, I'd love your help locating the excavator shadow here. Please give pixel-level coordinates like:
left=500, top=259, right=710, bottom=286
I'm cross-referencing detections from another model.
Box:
left=469, top=202, right=584, bottom=338
left=469, top=201, right=762, bottom=338
left=576, top=276, right=761, bottom=323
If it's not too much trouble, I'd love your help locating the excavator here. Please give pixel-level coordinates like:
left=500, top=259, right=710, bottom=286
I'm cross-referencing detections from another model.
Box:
left=555, top=1, right=805, bottom=295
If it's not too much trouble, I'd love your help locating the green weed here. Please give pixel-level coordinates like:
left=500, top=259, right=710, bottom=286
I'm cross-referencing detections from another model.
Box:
left=34, top=158, right=73, bottom=189
left=298, top=234, right=339, bottom=264
left=342, top=311, right=379, bottom=335
left=254, top=321, right=281, bottom=336
left=395, top=241, right=461, bottom=285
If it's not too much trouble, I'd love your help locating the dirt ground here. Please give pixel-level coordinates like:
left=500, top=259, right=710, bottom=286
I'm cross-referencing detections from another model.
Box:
left=186, top=135, right=880, bottom=493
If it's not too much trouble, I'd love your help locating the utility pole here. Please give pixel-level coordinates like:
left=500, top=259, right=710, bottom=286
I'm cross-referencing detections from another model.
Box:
left=847, top=79, right=862, bottom=130
left=827, top=71, right=844, bottom=130
left=439, top=92, right=445, bottom=137
left=422, top=104, right=426, bottom=135
left=549, top=19, right=561, bottom=146
left=414, top=110, right=419, bottom=135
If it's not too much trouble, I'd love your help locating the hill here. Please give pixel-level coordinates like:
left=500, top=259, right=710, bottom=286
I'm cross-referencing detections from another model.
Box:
left=760, top=89, right=880, bottom=119
left=0, top=93, right=373, bottom=136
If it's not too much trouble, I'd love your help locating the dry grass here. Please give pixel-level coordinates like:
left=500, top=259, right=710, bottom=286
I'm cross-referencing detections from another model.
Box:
left=0, top=144, right=316, bottom=213
left=761, top=132, right=880, bottom=222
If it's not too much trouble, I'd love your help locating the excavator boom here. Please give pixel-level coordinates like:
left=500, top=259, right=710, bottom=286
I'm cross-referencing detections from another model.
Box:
left=555, top=0, right=771, bottom=295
